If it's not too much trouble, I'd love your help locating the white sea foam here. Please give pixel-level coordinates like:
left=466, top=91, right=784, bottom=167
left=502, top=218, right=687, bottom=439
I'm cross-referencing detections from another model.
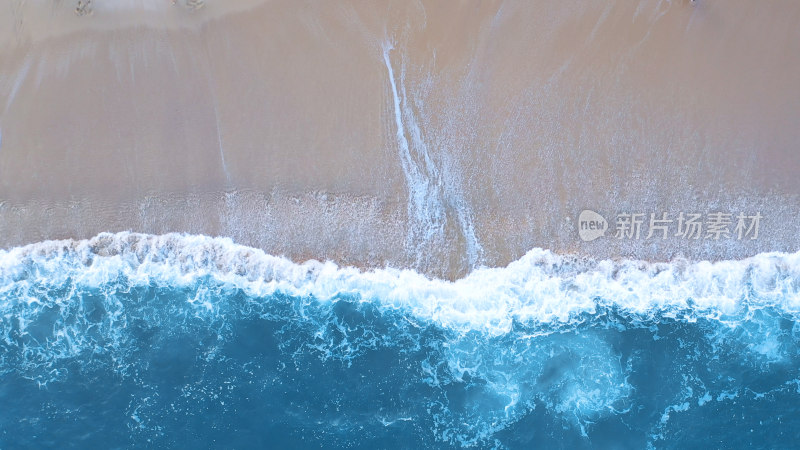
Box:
left=383, top=42, right=445, bottom=248
left=1, top=232, right=799, bottom=336
left=4, top=55, right=31, bottom=113
left=382, top=41, right=483, bottom=268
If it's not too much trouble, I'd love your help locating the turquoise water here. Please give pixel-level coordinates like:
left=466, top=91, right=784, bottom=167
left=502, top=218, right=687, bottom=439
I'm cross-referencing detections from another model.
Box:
left=1, top=233, right=799, bottom=448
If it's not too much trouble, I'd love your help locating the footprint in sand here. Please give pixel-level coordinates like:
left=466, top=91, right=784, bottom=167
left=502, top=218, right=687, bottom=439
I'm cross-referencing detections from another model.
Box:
left=75, top=0, right=92, bottom=17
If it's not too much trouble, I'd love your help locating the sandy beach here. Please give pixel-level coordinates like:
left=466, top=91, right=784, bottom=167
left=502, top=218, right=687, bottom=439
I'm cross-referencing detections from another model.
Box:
left=1, top=0, right=799, bottom=278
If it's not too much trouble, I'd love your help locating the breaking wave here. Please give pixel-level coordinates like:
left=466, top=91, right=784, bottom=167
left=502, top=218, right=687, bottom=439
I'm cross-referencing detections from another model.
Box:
left=2, top=232, right=800, bottom=448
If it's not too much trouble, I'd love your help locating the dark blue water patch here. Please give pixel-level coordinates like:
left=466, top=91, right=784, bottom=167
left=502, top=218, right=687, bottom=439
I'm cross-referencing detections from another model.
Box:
left=2, top=275, right=800, bottom=449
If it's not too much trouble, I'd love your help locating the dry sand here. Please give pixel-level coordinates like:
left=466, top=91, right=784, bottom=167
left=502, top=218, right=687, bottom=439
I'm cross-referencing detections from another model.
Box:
left=1, top=0, right=799, bottom=278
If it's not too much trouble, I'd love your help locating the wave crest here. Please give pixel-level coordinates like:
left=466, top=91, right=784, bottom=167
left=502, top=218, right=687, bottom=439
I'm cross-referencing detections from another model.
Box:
left=2, top=232, right=799, bottom=334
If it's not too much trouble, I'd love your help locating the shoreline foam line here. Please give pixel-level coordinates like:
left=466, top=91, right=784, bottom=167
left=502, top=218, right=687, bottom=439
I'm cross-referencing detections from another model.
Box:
left=2, top=232, right=799, bottom=334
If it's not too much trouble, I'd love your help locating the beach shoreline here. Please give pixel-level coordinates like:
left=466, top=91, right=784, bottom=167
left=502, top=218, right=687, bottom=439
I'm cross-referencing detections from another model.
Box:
left=1, top=0, right=799, bottom=278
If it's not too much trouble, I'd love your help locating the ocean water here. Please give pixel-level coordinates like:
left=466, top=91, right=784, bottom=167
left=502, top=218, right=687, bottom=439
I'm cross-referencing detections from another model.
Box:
left=1, top=232, right=800, bottom=449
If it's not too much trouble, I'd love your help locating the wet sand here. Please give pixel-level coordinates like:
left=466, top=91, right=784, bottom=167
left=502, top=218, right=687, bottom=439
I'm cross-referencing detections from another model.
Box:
left=1, top=0, right=799, bottom=278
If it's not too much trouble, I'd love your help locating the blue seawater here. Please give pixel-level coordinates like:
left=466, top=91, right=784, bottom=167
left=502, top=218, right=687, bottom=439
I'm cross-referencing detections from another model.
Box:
left=1, top=233, right=800, bottom=449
